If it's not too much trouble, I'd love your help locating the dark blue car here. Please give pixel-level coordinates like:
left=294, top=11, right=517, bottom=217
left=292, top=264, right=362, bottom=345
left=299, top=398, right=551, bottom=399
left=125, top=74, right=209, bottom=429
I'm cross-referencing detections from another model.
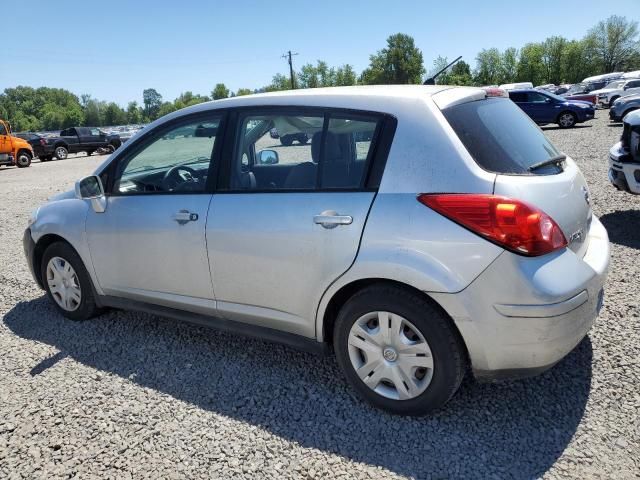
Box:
left=508, top=89, right=595, bottom=128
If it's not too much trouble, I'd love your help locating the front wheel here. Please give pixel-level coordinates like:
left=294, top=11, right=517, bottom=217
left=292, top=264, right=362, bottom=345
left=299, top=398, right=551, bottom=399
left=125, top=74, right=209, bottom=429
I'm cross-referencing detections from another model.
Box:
left=16, top=151, right=32, bottom=168
left=54, top=146, right=68, bottom=160
left=41, top=242, right=101, bottom=321
left=333, top=284, right=466, bottom=415
left=609, top=96, right=620, bottom=108
left=557, top=112, right=577, bottom=128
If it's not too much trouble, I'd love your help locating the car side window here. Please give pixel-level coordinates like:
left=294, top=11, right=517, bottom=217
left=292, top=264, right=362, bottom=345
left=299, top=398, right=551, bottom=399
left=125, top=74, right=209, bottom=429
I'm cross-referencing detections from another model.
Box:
left=509, top=92, right=526, bottom=103
left=231, top=113, right=324, bottom=190
left=229, top=111, right=380, bottom=191
left=627, top=80, right=640, bottom=89
left=321, top=116, right=379, bottom=189
left=112, top=116, right=221, bottom=195
left=90, top=128, right=101, bottom=136
left=0, top=123, right=6, bottom=136
left=527, top=92, right=548, bottom=103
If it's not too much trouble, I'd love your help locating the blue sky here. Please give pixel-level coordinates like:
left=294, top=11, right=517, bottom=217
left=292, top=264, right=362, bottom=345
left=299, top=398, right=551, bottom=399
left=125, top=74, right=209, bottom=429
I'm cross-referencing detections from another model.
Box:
left=2, top=0, right=638, bottom=106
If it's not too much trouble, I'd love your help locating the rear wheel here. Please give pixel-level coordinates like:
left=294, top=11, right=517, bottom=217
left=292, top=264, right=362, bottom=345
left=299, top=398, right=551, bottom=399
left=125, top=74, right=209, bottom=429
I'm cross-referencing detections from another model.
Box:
left=297, top=134, right=308, bottom=145
left=16, top=151, right=32, bottom=168
left=333, top=284, right=466, bottom=415
left=557, top=112, right=577, bottom=128
left=609, top=96, right=620, bottom=108
left=54, top=146, right=68, bottom=160
left=41, top=242, right=101, bottom=321
left=86, top=150, right=94, bottom=157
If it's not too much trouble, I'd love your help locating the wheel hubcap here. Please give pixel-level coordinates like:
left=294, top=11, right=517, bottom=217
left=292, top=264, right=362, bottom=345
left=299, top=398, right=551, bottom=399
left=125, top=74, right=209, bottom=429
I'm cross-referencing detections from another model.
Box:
left=46, top=257, right=81, bottom=312
left=560, top=114, right=573, bottom=126
left=347, top=311, right=434, bottom=401
left=57, top=148, right=66, bottom=158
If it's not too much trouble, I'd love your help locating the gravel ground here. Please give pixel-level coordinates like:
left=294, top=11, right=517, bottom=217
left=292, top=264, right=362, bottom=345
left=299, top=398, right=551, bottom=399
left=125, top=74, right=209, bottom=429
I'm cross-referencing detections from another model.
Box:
left=1, top=114, right=639, bottom=479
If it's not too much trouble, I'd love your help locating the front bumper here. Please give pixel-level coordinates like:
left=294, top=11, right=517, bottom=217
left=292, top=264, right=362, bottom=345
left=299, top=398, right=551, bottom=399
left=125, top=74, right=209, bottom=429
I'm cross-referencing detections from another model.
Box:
left=431, top=216, right=609, bottom=380
left=609, top=143, right=640, bottom=194
left=23, top=228, right=42, bottom=288
left=610, top=108, right=622, bottom=122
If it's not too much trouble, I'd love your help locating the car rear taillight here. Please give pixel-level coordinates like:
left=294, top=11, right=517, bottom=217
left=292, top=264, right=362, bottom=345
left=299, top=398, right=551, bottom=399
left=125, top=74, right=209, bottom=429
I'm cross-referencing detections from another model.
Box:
left=483, top=87, right=509, bottom=98
left=417, top=194, right=567, bottom=256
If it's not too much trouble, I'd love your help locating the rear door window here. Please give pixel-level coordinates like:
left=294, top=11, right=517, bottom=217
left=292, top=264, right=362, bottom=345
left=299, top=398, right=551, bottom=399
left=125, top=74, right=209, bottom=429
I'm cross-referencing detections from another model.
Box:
left=442, top=98, right=562, bottom=175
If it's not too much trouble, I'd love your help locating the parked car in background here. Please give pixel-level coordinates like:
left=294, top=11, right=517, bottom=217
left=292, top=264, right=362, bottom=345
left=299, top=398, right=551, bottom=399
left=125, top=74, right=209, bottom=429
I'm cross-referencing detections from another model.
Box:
left=268, top=127, right=309, bottom=146
left=0, top=120, right=33, bottom=168
left=609, top=94, right=640, bottom=122
left=592, top=78, right=640, bottom=108
left=13, top=132, right=48, bottom=160
left=24, top=85, right=609, bottom=415
left=499, top=82, right=533, bottom=91
left=608, top=110, right=640, bottom=194
left=562, top=84, right=598, bottom=104
left=38, top=127, right=122, bottom=161
left=509, top=89, right=595, bottom=128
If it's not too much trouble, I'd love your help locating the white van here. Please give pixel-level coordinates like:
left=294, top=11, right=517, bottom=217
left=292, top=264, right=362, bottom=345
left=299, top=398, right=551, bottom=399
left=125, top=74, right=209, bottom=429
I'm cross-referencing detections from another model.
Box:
left=499, top=82, right=533, bottom=91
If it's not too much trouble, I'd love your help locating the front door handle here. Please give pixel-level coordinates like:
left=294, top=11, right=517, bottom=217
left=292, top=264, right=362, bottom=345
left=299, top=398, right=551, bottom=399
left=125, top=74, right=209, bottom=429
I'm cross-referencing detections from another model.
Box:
left=173, top=210, right=198, bottom=225
left=314, top=210, right=353, bottom=229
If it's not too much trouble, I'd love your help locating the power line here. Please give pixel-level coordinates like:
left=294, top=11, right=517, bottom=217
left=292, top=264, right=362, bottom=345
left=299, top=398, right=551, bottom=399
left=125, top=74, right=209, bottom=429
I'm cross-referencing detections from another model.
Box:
left=282, top=50, right=299, bottom=89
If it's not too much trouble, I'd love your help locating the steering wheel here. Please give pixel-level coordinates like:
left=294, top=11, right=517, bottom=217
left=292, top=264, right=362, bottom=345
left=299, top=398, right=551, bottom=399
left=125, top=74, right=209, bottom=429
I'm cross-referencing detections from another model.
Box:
left=162, top=165, right=200, bottom=191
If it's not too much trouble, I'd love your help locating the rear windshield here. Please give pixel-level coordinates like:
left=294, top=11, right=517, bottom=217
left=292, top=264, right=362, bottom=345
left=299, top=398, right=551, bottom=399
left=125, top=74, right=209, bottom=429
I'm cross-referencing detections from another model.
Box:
left=442, top=98, right=561, bottom=174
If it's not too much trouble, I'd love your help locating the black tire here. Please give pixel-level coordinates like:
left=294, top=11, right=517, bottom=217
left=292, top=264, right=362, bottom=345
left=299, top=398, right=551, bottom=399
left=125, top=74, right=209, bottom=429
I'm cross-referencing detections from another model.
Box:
left=333, top=284, right=466, bottom=416
left=41, top=242, right=101, bottom=321
left=557, top=111, right=577, bottom=128
left=40, top=156, right=52, bottom=162
left=86, top=150, right=94, bottom=157
left=54, top=145, right=68, bottom=160
left=106, top=144, right=116, bottom=154
left=16, top=151, right=32, bottom=168
left=609, top=96, right=620, bottom=108
left=297, top=134, right=309, bottom=145
left=280, top=135, right=293, bottom=146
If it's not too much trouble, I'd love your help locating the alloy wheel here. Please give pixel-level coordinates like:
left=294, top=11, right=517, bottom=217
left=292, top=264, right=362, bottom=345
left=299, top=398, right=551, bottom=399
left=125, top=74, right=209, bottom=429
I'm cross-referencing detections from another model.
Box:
left=347, top=311, right=434, bottom=401
left=559, top=113, right=575, bottom=127
left=55, top=147, right=67, bottom=159
left=46, top=256, right=81, bottom=312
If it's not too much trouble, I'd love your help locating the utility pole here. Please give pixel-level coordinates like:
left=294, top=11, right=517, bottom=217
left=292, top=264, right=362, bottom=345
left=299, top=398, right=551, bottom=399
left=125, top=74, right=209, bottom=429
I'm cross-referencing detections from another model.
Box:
left=282, top=50, right=298, bottom=89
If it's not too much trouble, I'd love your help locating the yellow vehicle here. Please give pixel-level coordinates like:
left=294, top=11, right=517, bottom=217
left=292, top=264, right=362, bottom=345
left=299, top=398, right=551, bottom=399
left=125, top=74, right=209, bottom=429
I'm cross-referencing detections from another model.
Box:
left=0, top=119, right=33, bottom=168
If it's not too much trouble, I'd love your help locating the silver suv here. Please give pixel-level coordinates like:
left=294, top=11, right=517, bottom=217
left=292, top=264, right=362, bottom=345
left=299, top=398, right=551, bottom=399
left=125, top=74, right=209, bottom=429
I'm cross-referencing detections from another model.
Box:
left=24, top=86, right=609, bottom=415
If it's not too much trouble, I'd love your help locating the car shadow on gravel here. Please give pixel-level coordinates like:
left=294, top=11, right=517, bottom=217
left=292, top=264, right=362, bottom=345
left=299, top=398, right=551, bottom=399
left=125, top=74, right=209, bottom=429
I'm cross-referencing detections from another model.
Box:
left=600, top=210, right=640, bottom=249
left=3, top=297, right=593, bottom=479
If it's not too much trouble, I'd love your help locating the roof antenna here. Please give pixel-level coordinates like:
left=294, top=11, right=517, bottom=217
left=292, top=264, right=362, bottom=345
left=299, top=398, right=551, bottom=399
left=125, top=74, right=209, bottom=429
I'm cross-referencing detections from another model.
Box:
left=424, top=56, right=462, bottom=85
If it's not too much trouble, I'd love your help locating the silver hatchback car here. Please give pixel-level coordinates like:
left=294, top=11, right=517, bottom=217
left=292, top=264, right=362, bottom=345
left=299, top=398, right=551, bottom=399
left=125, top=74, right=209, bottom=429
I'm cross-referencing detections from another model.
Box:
left=24, top=86, right=609, bottom=415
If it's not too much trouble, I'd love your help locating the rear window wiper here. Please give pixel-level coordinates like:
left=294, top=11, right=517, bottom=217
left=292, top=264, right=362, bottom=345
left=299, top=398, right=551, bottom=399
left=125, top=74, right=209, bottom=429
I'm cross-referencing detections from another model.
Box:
left=528, top=154, right=567, bottom=172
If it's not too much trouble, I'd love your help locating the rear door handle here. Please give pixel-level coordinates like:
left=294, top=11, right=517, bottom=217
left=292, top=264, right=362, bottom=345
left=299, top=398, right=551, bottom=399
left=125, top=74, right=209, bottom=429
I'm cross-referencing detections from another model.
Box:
left=314, top=210, right=353, bottom=229
left=173, top=210, right=198, bottom=225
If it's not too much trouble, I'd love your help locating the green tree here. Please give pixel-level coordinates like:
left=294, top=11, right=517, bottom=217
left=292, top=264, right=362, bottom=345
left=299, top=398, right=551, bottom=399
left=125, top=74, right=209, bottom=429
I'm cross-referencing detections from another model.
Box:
left=103, top=102, right=127, bottom=126
left=474, top=48, right=503, bottom=85
left=235, top=88, right=253, bottom=96
left=516, top=43, right=545, bottom=85
left=335, top=64, right=357, bottom=86
left=542, top=36, right=567, bottom=84
left=501, top=48, right=519, bottom=83
left=126, top=101, right=142, bottom=124
left=83, top=98, right=103, bottom=126
left=584, top=15, right=640, bottom=72
left=212, top=83, right=229, bottom=100
left=265, top=73, right=291, bottom=92
left=360, top=33, right=425, bottom=84
left=142, top=88, right=162, bottom=121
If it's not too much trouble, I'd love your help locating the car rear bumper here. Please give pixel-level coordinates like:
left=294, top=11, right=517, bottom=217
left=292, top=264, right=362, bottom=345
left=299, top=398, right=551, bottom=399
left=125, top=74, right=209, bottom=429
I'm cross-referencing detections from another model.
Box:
left=430, top=216, right=609, bottom=380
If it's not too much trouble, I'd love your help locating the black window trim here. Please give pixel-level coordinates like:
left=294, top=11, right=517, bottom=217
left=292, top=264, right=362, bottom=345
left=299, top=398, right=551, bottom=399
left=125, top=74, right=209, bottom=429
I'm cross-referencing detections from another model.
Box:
left=217, top=105, right=396, bottom=194
left=103, top=110, right=227, bottom=197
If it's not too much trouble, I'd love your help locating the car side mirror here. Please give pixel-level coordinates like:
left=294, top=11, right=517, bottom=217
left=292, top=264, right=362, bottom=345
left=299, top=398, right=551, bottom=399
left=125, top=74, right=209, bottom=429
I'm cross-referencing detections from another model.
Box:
left=257, top=149, right=279, bottom=165
left=75, top=175, right=106, bottom=213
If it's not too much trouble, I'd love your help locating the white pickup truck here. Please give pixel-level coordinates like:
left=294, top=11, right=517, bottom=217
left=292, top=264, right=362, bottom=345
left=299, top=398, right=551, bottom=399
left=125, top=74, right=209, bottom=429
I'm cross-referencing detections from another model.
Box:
left=593, top=77, right=640, bottom=108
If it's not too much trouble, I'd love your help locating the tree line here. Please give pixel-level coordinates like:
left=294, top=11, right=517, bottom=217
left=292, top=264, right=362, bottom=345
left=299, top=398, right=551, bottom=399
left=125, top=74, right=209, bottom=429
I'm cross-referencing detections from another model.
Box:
left=1, top=15, right=637, bottom=132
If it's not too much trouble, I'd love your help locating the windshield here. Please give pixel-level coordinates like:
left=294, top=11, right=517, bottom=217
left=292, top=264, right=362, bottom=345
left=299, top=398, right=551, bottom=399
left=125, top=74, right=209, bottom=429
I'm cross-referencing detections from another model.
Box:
left=566, top=84, right=585, bottom=94
left=604, top=80, right=625, bottom=89
left=544, top=91, right=569, bottom=102
left=442, top=98, right=561, bottom=175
